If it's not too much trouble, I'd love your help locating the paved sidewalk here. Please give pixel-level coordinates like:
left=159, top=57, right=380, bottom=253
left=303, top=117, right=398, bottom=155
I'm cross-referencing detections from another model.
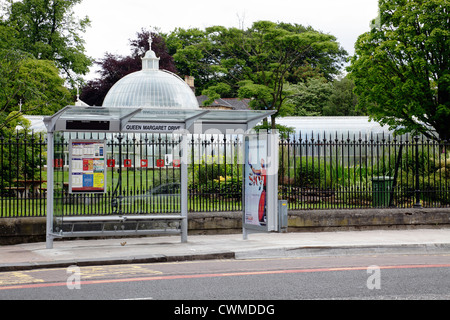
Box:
left=1, top=228, right=450, bottom=271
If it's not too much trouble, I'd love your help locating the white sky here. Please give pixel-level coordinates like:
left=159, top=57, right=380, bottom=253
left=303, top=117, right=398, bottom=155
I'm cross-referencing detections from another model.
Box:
left=73, top=0, right=379, bottom=80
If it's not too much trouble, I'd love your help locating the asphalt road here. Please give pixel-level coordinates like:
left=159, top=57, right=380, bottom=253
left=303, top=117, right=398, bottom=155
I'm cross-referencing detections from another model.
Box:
left=1, top=253, right=450, bottom=302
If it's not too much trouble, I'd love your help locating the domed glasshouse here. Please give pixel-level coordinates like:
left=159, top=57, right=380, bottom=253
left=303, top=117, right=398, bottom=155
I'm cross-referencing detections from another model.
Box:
left=102, top=39, right=199, bottom=110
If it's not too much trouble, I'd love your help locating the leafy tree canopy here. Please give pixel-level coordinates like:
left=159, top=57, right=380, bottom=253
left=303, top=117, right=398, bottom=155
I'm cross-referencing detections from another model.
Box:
left=348, top=0, right=450, bottom=141
left=0, top=49, right=72, bottom=129
left=285, top=78, right=333, bottom=116
left=323, top=76, right=363, bottom=116
left=177, top=21, right=347, bottom=127
left=84, top=21, right=347, bottom=119
left=2, top=0, right=92, bottom=86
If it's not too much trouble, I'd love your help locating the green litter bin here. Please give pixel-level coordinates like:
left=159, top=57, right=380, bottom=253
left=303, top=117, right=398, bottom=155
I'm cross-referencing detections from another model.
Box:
left=372, top=176, right=394, bottom=207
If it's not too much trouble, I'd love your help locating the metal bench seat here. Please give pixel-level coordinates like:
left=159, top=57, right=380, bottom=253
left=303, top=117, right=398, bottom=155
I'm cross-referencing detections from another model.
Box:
left=54, top=214, right=185, bottom=237
left=58, top=215, right=185, bottom=223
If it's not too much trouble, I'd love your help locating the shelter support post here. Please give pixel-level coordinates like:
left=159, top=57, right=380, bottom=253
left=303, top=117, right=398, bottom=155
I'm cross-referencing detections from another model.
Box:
left=180, top=132, right=188, bottom=243
left=46, top=132, right=54, bottom=249
left=242, top=226, right=248, bottom=240
left=266, top=132, right=279, bottom=232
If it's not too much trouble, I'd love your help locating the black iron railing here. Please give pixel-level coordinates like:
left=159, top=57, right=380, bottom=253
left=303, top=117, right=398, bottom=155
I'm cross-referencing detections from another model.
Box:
left=1, top=130, right=449, bottom=218
left=279, top=132, right=450, bottom=209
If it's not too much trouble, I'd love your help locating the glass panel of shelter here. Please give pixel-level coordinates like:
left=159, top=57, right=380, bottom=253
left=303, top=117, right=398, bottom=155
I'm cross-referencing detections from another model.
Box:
left=51, top=131, right=182, bottom=234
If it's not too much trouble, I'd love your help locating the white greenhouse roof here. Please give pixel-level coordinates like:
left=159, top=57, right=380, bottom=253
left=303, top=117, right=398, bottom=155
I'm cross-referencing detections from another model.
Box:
left=15, top=115, right=47, bottom=132
left=276, top=116, right=394, bottom=138
left=22, top=114, right=400, bottom=137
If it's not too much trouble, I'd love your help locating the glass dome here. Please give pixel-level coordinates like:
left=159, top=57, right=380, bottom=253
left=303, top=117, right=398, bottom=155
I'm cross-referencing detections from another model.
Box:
left=102, top=39, right=199, bottom=109
left=102, top=70, right=199, bottom=109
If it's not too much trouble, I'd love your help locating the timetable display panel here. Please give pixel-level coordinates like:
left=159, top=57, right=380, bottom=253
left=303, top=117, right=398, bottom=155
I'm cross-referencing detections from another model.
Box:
left=69, top=140, right=107, bottom=193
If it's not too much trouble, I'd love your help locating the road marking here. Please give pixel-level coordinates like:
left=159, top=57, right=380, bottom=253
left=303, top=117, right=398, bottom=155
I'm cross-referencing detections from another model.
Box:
left=0, top=265, right=163, bottom=287
left=1, top=263, right=450, bottom=291
left=78, top=265, right=163, bottom=279
left=0, top=271, right=45, bottom=286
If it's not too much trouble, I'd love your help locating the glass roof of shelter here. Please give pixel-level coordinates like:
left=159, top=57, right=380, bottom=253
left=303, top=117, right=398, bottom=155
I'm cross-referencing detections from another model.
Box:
left=44, top=106, right=276, bottom=134
left=58, top=106, right=135, bottom=120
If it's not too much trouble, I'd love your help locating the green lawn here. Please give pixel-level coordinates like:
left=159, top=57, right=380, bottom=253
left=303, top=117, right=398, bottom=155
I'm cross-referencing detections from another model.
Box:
left=0, top=194, right=242, bottom=217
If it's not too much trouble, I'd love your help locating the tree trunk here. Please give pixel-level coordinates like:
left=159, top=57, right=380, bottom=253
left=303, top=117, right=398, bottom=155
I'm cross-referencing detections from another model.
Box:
left=271, top=114, right=276, bottom=130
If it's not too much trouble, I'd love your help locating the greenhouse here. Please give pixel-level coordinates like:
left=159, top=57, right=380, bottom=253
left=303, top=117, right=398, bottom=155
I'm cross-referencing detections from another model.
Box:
left=277, top=116, right=394, bottom=139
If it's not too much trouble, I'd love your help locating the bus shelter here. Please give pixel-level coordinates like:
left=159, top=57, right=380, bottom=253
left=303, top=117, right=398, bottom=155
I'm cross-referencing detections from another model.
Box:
left=44, top=105, right=278, bottom=249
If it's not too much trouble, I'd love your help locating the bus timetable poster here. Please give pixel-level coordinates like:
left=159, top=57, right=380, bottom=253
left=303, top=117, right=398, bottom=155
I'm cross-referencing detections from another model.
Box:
left=69, top=140, right=106, bottom=193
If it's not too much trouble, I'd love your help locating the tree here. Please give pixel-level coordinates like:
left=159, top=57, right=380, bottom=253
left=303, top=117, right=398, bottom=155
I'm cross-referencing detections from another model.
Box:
left=322, top=76, right=363, bottom=116
left=164, top=27, right=212, bottom=94
left=195, top=21, right=347, bottom=128
left=129, top=28, right=177, bottom=73
left=0, top=49, right=72, bottom=129
left=80, top=29, right=176, bottom=106
left=0, top=22, right=19, bottom=50
left=3, top=0, right=92, bottom=85
left=0, top=112, right=46, bottom=186
left=286, top=77, right=333, bottom=116
left=348, top=0, right=450, bottom=141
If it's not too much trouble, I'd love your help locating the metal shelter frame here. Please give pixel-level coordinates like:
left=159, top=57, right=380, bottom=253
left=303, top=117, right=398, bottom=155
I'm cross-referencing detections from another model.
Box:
left=44, top=105, right=276, bottom=249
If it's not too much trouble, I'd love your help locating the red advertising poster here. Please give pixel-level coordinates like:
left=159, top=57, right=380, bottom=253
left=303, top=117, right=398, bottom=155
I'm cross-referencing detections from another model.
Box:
left=172, top=159, right=181, bottom=167
left=54, top=159, right=63, bottom=168
left=156, top=159, right=164, bottom=167
left=140, top=159, right=148, bottom=168
left=124, top=159, right=132, bottom=167
left=107, top=159, right=115, bottom=168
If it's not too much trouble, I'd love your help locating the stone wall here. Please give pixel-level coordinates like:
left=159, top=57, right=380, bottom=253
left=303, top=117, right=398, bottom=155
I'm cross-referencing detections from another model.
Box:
left=1, top=208, right=449, bottom=245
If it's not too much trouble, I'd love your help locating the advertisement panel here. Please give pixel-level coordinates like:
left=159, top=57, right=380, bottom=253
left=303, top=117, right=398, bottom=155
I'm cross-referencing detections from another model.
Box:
left=244, top=135, right=268, bottom=231
left=69, top=140, right=107, bottom=193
